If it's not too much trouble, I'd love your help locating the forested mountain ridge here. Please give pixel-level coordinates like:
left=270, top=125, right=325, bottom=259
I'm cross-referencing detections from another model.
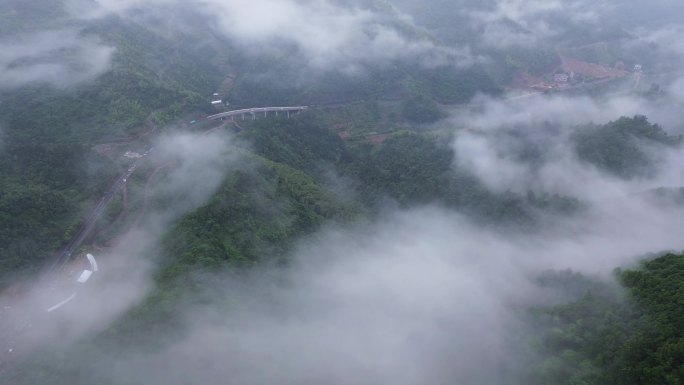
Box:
left=0, top=16, right=223, bottom=285
left=529, top=253, right=684, bottom=385
left=2, top=1, right=684, bottom=384
left=0, top=7, right=504, bottom=284
left=574, top=115, right=683, bottom=178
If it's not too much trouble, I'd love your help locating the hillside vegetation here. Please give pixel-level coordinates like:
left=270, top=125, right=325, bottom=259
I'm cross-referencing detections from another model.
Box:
left=2, top=5, right=684, bottom=385
left=529, top=253, right=684, bottom=385
left=574, top=115, right=682, bottom=178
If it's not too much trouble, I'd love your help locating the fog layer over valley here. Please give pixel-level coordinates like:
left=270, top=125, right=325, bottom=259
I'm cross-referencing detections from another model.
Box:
left=7, top=100, right=684, bottom=383
left=0, top=131, right=240, bottom=363
left=2, top=1, right=684, bottom=384
left=21, top=200, right=684, bottom=384
left=0, top=30, right=113, bottom=89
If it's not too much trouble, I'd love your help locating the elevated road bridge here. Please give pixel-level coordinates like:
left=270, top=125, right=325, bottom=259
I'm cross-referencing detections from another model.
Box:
left=207, top=106, right=309, bottom=121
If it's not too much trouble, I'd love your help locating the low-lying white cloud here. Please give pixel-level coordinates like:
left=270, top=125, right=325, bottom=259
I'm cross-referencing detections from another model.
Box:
left=456, top=90, right=684, bottom=134
left=0, top=29, right=114, bottom=89
left=49, top=197, right=684, bottom=384
left=67, top=0, right=475, bottom=72
left=0, top=130, right=240, bottom=362
left=128, top=148, right=684, bottom=382
left=5, top=1, right=684, bottom=382
left=466, top=0, right=615, bottom=48
left=449, top=86, right=684, bottom=215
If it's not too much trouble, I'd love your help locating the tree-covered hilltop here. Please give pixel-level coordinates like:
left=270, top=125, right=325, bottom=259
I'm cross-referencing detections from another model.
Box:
left=227, top=58, right=501, bottom=107
left=0, top=0, right=66, bottom=34
left=574, top=115, right=682, bottom=178
left=241, top=117, right=581, bottom=225
left=3, top=2, right=684, bottom=384
left=0, top=16, right=224, bottom=286
left=528, top=253, right=684, bottom=385
left=0, top=2, right=509, bottom=285
left=112, top=156, right=360, bottom=340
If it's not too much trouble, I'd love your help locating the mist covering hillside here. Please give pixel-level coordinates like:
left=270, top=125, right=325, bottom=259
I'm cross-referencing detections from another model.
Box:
left=1, top=1, right=684, bottom=384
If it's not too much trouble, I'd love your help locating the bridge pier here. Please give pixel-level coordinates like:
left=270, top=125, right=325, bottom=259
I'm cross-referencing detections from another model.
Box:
left=206, top=106, right=308, bottom=121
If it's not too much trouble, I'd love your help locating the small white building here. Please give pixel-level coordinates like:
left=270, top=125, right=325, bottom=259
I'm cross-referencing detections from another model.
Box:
left=634, top=64, right=643, bottom=73
left=124, top=151, right=143, bottom=159
left=554, top=73, right=569, bottom=83
left=211, top=100, right=223, bottom=106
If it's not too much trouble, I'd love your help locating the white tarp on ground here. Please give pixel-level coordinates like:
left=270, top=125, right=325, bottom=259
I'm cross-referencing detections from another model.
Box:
left=86, top=253, right=98, bottom=272
left=77, top=270, right=93, bottom=283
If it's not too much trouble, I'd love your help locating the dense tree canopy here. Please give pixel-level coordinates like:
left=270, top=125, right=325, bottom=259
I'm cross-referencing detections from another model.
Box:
left=574, top=115, right=682, bottom=178
left=529, top=253, right=684, bottom=385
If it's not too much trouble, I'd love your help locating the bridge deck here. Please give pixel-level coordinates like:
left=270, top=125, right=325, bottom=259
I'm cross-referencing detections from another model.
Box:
left=207, top=106, right=309, bottom=120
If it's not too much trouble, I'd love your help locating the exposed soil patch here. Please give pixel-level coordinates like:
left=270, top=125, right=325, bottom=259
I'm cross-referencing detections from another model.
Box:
left=366, top=133, right=390, bottom=145
left=561, top=56, right=628, bottom=79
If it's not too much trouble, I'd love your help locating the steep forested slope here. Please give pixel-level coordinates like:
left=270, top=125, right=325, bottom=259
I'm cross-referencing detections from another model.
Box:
left=574, top=115, right=682, bottom=178
left=529, top=253, right=684, bottom=385
left=0, top=17, right=222, bottom=285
